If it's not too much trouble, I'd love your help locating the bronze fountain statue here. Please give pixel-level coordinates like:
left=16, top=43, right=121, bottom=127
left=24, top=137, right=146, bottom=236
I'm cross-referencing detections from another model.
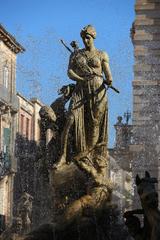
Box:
left=21, top=25, right=128, bottom=240
left=55, top=24, right=112, bottom=169
left=50, top=25, right=114, bottom=223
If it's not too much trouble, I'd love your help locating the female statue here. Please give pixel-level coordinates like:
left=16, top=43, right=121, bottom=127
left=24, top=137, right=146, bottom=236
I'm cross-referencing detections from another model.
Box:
left=54, top=25, right=112, bottom=170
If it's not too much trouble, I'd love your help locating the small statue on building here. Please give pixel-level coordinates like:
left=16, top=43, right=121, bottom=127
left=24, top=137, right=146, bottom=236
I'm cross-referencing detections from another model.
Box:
left=114, top=113, right=132, bottom=149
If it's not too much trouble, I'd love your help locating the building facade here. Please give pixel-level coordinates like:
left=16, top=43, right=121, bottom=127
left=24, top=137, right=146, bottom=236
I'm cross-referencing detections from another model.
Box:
left=13, top=93, right=43, bottom=217
left=14, top=93, right=42, bottom=199
left=0, top=24, right=24, bottom=225
left=109, top=115, right=133, bottom=211
left=131, top=0, right=160, bottom=205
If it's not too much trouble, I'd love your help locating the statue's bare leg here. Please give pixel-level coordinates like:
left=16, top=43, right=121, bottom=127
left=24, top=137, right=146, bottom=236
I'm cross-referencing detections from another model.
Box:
left=53, top=113, right=74, bottom=169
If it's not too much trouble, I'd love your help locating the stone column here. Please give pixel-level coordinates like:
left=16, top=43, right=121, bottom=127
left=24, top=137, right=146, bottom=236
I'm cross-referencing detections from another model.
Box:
left=131, top=0, right=160, bottom=206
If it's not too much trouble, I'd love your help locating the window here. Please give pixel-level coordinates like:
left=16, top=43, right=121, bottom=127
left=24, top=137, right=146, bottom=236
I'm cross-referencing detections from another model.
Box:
left=20, top=114, right=24, bottom=135
left=3, top=66, right=9, bottom=88
left=26, top=118, right=30, bottom=139
left=3, top=128, right=11, bottom=168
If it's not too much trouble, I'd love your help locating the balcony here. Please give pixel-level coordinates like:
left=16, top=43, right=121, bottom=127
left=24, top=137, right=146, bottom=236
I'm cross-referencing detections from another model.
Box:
left=0, top=84, right=19, bottom=112
left=11, top=94, right=19, bottom=112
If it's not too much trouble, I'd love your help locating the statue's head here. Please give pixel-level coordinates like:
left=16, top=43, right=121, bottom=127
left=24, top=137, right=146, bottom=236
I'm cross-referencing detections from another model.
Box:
left=80, top=25, right=96, bottom=49
left=80, top=25, right=96, bottom=39
left=136, top=171, right=158, bottom=209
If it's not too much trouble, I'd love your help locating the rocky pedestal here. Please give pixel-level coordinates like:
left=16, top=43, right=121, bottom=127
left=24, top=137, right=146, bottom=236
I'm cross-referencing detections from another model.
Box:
left=23, top=160, right=130, bottom=240
left=50, top=160, right=112, bottom=223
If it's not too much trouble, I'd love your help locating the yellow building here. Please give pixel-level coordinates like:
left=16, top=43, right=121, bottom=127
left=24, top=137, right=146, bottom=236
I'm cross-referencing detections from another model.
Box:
left=0, top=24, right=24, bottom=226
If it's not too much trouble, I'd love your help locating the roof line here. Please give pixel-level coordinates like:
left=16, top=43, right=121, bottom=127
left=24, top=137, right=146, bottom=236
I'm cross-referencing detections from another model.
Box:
left=0, top=24, right=25, bottom=54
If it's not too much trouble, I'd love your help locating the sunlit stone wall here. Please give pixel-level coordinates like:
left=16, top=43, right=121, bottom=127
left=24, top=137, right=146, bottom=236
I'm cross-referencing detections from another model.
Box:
left=131, top=0, right=160, bottom=206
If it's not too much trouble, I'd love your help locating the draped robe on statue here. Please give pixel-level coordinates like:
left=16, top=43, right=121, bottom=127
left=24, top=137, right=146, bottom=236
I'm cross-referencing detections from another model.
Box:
left=68, top=49, right=108, bottom=160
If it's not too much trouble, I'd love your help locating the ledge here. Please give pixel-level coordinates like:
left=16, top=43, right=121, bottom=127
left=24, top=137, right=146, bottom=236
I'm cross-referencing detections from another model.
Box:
left=0, top=24, right=25, bottom=54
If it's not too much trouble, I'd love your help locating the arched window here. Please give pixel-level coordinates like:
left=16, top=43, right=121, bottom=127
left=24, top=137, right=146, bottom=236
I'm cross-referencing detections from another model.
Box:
left=3, top=66, right=9, bottom=88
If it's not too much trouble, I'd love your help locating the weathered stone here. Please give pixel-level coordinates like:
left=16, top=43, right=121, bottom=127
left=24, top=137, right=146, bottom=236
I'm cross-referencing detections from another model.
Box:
left=135, top=2, right=160, bottom=11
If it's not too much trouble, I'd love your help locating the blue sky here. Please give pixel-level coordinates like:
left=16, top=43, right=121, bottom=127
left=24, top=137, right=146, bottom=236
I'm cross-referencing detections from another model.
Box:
left=1, top=0, right=135, bottom=147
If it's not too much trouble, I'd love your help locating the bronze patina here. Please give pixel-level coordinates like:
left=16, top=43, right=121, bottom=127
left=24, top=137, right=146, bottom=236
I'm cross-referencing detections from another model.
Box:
left=124, top=171, right=160, bottom=240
